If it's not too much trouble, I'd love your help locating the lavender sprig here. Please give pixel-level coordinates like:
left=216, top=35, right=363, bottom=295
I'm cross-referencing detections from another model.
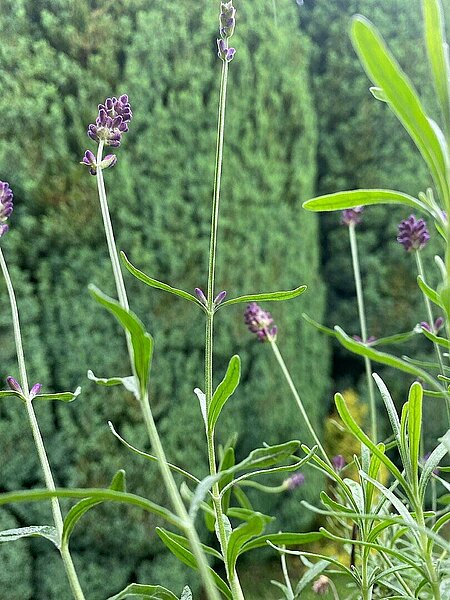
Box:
left=244, top=302, right=278, bottom=342
left=397, top=215, right=430, bottom=252
left=0, top=181, right=13, bottom=238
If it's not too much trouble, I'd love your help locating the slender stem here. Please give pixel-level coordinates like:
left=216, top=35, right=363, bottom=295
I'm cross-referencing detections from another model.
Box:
left=203, top=56, right=245, bottom=600
left=280, top=551, right=294, bottom=599
left=348, top=223, right=377, bottom=442
left=0, top=247, right=86, bottom=600
left=269, top=339, right=332, bottom=467
left=415, top=251, right=450, bottom=425
left=95, top=147, right=220, bottom=600
left=360, top=547, right=372, bottom=600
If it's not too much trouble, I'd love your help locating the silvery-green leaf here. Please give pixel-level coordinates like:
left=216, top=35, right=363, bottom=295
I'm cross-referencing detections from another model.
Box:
left=0, top=525, right=58, bottom=547
left=88, top=370, right=138, bottom=398
left=107, top=583, right=179, bottom=600
left=180, top=587, right=192, bottom=600
left=193, top=387, right=207, bottom=429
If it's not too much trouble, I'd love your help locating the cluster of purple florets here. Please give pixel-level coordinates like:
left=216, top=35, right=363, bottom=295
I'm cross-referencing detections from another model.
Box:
left=397, top=214, right=430, bottom=252
left=217, top=1, right=236, bottom=63
left=244, top=302, right=277, bottom=342
left=0, top=181, right=13, bottom=238
left=341, top=206, right=364, bottom=226
left=87, top=95, right=132, bottom=147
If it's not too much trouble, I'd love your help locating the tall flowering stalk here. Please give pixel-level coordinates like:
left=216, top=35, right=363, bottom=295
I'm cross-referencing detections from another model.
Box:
left=243, top=303, right=331, bottom=466
left=0, top=183, right=86, bottom=600
left=202, top=4, right=246, bottom=599
left=83, top=99, right=221, bottom=600
left=342, top=207, right=378, bottom=442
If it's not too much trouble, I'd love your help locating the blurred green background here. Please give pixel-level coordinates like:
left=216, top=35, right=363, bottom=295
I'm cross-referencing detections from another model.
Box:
left=0, top=0, right=448, bottom=597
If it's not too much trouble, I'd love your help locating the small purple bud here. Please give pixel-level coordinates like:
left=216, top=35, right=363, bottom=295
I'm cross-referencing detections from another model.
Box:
left=99, top=154, right=117, bottom=171
left=6, top=376, right=23, bottom=393
left=352, top=335, right=376, bottom=345
left=341, top=206, right=364, bottom=226
left=214, top=290, right=227, bottom=306
left=81, top=150, right=97, bottom=176
left=434, top=317, right=444, bottom=333
left=332, top=454, right=346, bottom=471
left=285, top=472, right=305, bottom=490
left=397, top=215, right=430, bottom=252
left=244, top=302, right=277, bottom=342
left=195, top=288, right=207, bottom=305
left=225, top=47, right=236, bottom=62
left=0, top=181, right=14, bottom=237
left=29, top=383, right=42, bottom=400
left=420, top=321, right=432, bottom=332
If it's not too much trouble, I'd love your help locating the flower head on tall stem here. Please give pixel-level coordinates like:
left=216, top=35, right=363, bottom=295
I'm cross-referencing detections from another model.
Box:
left=244, top=302, right=277, bottom=342
left=397, top=215, right=430, bottom=251
left=217, top=1, right=236, bottom=62
left=0, top=181, right=13, bottom=238
left=341, top=206, right=364, bottom=226
left=87, top=94, right=132, bottom=147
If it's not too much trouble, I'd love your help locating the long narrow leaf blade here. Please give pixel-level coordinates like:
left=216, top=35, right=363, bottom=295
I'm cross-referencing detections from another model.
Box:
left=208, top=356, right=241, bottom=431
left=220, top=286, right=306, bottom=309
left=303, top=189, right=428, bottom=213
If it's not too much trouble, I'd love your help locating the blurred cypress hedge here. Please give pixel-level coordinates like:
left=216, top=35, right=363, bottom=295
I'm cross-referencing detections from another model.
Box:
left=0, top=1, right=328, bottom=597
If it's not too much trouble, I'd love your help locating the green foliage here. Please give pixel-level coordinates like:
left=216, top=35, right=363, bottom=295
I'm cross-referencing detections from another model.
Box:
left=0, top=0, right=328, bottom=595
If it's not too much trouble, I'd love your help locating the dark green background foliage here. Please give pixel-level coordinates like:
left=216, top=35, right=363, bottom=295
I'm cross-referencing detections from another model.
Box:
left=0, top=1, right=328, bottom=597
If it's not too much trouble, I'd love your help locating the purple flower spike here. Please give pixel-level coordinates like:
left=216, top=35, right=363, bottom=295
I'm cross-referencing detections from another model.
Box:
left=332, top=454, right=346, bottom=471
left=86, top=94, right=132, bottom=148
left=217, top=39, right=236, bottom=63
left=341, top=206, right=364, bottom=226
left=285, top=472, right=305, bottom=490
left=244, top=302, right=277, bottom=342
left=195, top=288, right=207, bottom=305
left=397, top=215, right=430, bottom=252
left=6, top=376, right=23, bottom=394
left=214, top=290, right=227, bottom=306
left=29, top=383, right=42, bottom=400
left=0, top=181, right=13, bottom=237
left=219, top=1, right=236, bottom=38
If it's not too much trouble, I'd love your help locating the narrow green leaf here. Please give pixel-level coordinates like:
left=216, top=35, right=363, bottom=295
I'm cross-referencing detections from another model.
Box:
left=417, top=275, right=443, bottom=308
left=153, top=530, right=222, bottom=562
left=303, top=189, right=428, bottom=213
left=320, top=491, right=354, bottom=515
left=293, top=560, right=329, bottom=598
left=156, top=528, right=232, bottom=599
left=0, top=525, right=58, bottom=547
left=351, top=16, right=447, bottom=199
left=371, top=330, right=418, bottom=346
left=89, top=285, right=153, bottom=397
left=407, top=382, right=423, bottom=483
left=334, top=393, right=410, bottom=493
left=219, top=286, right=306, bottom=309
left=226, top=513, right=268, bottom=573
left=121, top=253, right=201, bottom=307
left=420, top=432, right=450, bottom=498
left=373, top=373, right=400, bottom=439
left=240, top=531, right=323, bottom=555
left=208, top=356, right=241, bottom=431
left=235, top=441, right=300, bottom=471
left=302, top=313, right=335, bottom=336
left=88, top=370, right=138, bottom=398
left=219, top=447, right=235, bottom=514
left=0, top=390, right=24, bottom=401
left=31, top=388, right=82, bottom=403
left=420, top=326, right=450, bottom=349
left=106, top=583, right=179, bottom=600
left=334, top=326, right=439, bottom=389
left=423, top=0, right=450, bottom=137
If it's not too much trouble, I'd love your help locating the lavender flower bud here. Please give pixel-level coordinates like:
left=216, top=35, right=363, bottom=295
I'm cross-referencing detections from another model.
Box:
left=0, top=181, right=13, bottom=237
left=219, top=1, right=236, bottom=38
left=341, top=206, right=364, bottom=226
left=285, top=472, right=305, bottom=490
left=195, top=288, right=207, bottom=305
left=81, top=150, right=97, bottom=175
left=29, top=383, right=42, bottom=400
left=352, top=335, right=376, bottom=345
left=214, top=290, right=227, bottom=306
left=244, top=302, right=277, bottom=342
left=6, top=376, right=23, bottom=394
left=434, top=317, right=444, bottom=333
left=99, top=154, right=117, bottom=171
left=332, top=454, right=346, bottom=471
left=87, top=95, right=132, bottom=148
left=397, top=215, right=430, bottom=251
left=312, top=575, right=330, bottom=595
left=217, top=39, right=236, bottom=62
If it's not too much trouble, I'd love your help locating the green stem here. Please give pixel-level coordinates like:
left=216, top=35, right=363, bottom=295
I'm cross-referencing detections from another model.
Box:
left=95, top=146, right=220, bottom=600
left=0, top=247, right=86, bottom=600
left=415, top=250, right=450, bottom=425
left=203, top=55, right=245, bottom=600
left=269, top=339, right=332, bottom=467
left=360, top=547, right=372, bottom=600
left=348, top=223, right=377, bottom=442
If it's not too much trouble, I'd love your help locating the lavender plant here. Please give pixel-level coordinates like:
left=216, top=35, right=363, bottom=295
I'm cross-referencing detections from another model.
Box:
left=0, top=0, right=450, bottom=599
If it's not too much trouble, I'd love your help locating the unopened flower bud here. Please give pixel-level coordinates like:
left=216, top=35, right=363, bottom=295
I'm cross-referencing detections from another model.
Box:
left=332, top=454, right=346, bottom=471
left=99, top=154, right=117, bottom=171
left=217, top=39, right=236, bottom=62
left=29, top=383, right=42, bottom=400
left=6, top=376, right=23, bottom=394
left=285, top=472, right=305, bottom=490
left=341, top=207, right=364, bottom=226
left=195, top=288, right=207, bottom=305
left=214, top=290, right=227, bottom=306
left=81, top=150, right=97, bottom=175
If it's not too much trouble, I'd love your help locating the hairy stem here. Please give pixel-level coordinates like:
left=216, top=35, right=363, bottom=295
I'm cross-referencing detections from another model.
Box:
left=95, top=145, right=220, bottom=600
left=0, top=247, right=85, bottom=600
left=348, top=223, right=377, bottom=442
left=269, top=339, right=331, bottom=467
